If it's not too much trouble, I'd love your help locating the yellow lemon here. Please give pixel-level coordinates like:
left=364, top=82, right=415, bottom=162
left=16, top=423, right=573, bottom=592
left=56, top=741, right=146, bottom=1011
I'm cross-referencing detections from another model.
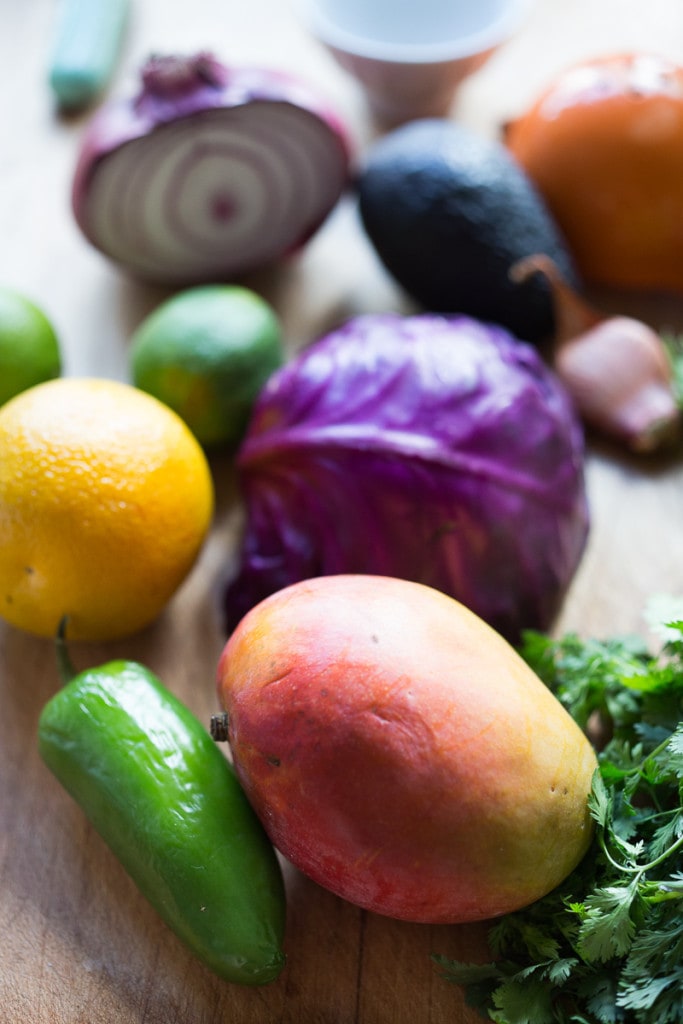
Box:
left=0, top=377, right=214, bottom=641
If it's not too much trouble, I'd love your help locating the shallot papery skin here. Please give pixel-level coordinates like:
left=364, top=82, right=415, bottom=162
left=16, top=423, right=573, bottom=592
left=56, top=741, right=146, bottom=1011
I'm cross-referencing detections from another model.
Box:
left=554, top=318, right=681, bottom=454
left=510, top=255, right=682, bottom=453
left=71, top=53, right=352, bottom=284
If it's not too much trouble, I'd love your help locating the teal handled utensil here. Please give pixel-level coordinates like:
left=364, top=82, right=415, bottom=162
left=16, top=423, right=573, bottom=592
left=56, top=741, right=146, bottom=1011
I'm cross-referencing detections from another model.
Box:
left=48, top=0, right=131, bottom=111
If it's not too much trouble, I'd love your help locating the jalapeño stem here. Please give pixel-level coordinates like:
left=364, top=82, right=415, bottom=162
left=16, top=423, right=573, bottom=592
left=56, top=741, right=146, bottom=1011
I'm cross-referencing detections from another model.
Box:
left=55, top=616, right=77, bottom=686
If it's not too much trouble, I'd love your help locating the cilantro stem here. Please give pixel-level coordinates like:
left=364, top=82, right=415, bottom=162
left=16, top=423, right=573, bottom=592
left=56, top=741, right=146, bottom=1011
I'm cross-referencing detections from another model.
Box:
left=619, top=734, right=673, bottom=779
left=598, top=828, right=683, bottom=879
left=643, top=885, right=683, bottom=904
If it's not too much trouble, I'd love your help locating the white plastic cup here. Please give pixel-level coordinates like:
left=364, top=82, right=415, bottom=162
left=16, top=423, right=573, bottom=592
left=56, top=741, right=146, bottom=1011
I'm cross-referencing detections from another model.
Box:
left=298, top=0, right=533, bottom=126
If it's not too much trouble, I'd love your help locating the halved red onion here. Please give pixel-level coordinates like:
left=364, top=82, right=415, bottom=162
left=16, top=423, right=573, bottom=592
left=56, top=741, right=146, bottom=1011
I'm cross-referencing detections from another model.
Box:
left=71, top=53, right=352, bottom=284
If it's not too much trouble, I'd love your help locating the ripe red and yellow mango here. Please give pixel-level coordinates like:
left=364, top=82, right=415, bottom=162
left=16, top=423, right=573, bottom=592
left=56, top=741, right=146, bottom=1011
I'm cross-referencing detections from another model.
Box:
left=217, top=575, right=597, bottom=923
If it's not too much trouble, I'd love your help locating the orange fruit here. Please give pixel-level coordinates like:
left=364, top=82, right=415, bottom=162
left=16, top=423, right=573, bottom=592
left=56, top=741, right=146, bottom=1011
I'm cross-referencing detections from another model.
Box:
left=505, top=52, right=683, bottom=292
left=0, top=377, right=214, bottom=641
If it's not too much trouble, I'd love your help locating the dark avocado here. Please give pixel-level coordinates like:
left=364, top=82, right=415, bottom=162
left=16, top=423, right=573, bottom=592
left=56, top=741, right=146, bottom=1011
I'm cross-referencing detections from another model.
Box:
left=356, top=118, right=577, bottom=347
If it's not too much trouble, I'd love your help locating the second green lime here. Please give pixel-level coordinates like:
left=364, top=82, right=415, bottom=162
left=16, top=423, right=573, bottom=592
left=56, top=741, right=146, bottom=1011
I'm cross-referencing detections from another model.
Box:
left=129, top=285, right=284, bottom=448
left=0, top=286, right=62, bottom=407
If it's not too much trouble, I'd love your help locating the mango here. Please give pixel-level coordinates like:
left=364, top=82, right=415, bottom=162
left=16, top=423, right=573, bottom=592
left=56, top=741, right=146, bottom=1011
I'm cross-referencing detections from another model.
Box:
left=216, top=575, right=597, bottom=924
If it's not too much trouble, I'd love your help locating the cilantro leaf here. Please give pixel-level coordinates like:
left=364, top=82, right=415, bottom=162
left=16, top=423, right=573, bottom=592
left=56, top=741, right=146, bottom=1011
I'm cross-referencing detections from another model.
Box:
left=491, top=971, right=556, bottom=1024
left=660, top=333, right=683, bottom=411
left=574, top=882, right=640, bottom=961
left=587, top=771, right=611, bottom=829
left=666, top=723, right=683, bottom=777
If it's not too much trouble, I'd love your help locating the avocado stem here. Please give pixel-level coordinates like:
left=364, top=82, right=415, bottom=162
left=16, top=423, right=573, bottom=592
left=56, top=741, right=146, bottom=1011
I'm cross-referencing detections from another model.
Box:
left=509, top=253, right=600, bottom=343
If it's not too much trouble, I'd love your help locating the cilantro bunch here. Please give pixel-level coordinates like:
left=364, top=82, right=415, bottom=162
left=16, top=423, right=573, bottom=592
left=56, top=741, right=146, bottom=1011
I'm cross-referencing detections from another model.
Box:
left=663, top=332, right=683, bottom=410
left=435, top=612, right=683, bottom=1024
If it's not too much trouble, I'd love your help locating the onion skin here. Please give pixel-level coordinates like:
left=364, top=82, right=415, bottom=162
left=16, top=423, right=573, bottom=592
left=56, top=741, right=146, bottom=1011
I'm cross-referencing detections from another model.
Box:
left=71, top=52, right=352, bottom=284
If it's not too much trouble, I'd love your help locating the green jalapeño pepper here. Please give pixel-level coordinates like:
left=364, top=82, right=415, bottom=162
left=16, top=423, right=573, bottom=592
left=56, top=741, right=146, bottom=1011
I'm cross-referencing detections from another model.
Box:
left=38, top=643, right=286, bottom=986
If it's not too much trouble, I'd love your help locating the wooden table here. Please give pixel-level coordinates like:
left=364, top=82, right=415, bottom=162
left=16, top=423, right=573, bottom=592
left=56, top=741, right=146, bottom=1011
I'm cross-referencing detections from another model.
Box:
left=2, top=1, right=683, bottom=1021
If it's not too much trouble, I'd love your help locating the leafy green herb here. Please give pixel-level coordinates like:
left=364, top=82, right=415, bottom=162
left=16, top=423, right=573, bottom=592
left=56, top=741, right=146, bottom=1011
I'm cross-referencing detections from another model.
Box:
left=662, top=333, right=683, bottom=409
left=435, top=602, right=683, bottom=1024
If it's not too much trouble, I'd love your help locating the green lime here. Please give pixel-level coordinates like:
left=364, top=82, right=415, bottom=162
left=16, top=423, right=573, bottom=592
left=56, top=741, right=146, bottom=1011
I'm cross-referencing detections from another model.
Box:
left=129, top=285, right=284, bottom=448
left=0, top=287, right=62, bottom=406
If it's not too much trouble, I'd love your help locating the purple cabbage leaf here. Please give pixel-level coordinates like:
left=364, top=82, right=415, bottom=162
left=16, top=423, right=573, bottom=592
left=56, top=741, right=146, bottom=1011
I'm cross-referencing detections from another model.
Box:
left=224, top=313, right=589, bottom=642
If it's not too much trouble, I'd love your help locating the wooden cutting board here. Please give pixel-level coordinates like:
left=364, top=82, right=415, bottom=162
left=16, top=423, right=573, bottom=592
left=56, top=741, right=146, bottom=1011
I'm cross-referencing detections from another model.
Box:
left=2, top=1, right=683, bottom=1021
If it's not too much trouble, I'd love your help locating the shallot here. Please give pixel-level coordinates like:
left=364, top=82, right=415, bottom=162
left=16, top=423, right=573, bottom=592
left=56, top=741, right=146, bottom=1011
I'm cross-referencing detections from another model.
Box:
left=510, top=255, right=682, bottom=454
left=71, top=52, right=352, bottom=284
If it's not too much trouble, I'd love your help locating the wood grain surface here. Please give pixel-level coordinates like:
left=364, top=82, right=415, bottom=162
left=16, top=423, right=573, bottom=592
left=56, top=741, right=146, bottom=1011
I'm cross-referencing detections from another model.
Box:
left=1, top=1, right=683, bottom=1022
